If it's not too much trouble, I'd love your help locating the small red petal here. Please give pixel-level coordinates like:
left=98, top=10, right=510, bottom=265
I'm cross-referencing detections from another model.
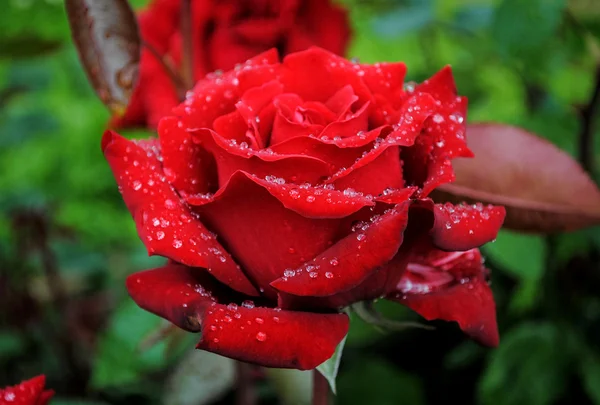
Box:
left=432, top=203, right=506, bottom=251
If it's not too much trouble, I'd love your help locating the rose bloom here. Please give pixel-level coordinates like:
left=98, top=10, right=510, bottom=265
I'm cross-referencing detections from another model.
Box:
left=0, top=376, right=53, bottom=405
left=112, top=0, right=350, bottom=129
left=102, top=47, right=506, bottom=370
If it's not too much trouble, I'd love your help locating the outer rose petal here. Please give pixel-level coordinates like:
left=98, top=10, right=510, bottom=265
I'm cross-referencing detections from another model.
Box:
left=191, top=170, right=352, bottom=297
left=272, top=200, right=411, bottom=297
left=158, top=117, right=217, bottom=196
left=127, top=264, right=349, bottom=370
left=101, top=131, right=258, bottom=296
left=0, top=375, right=54, bottom=405
left=401, top=66, right=473, bottom=196
left=388, top=248, right=498, bottom=346
left=432, top=203, right=506, bottom=251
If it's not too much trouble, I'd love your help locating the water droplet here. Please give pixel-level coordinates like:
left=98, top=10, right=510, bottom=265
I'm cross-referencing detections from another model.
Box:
left=284, top=269, right=296, bottom=277
left=273, top=316, right=280, bottom=322
left=241, top=300, right=255, bottom=309
left=256, top=332, right=267, bottom=342
left=173, top=239, right=183, bottom=248
left=325, top=272, right=334, bottom=279
left=133, top=180, right=142, bottom=191
left=309, top=272, right=318, bottom=278
left=306, top=195, right=316, bottom=203
left=255, top=317, right=264, bottom=324
left=288, top=247, right=296, bottom=254
left=227, top=303, right=238, bottom=311
left=164, top=199, right=176, bottom=209
left=329, top=258, right=339, bottom=266
left=357, top=233, right=366, bottom=241
left=156, top=231, right=165, bottom=240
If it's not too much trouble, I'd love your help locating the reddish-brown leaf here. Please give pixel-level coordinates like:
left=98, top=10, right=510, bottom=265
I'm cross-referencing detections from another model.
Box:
left=65, top=0, right=140, bottom=115
left=431, top=123, right=600, bottom=233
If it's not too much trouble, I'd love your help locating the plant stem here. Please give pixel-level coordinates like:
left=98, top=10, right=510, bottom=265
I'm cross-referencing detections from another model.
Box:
left=312, top=370, right=330, bottom=405
left=180, top=0, right=194, bottom=90
left=142, top=40, right=187, bottom=101
left=578, top=64, right=600, bottom=174
left=235, top=361, right=256, bottom=405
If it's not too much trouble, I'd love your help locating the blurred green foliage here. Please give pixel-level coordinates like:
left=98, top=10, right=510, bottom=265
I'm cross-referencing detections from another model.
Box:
left=1, top=0, right=600, bottom=404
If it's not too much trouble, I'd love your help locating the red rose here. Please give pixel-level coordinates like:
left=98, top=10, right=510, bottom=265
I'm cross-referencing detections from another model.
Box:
left=102, top=47, right=505, bottom=370
left=0, top=376, right=54, bottom=405
left=112, top=0, right=351, bottom=129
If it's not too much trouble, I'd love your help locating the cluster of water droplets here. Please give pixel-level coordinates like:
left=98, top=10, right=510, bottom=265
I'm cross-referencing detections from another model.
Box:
left=203, top=300, right=284, bottom=344
left=440, top=202, right=495, bottom=233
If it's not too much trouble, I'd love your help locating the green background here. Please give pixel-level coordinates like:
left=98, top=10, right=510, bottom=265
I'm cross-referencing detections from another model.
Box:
left=1, top=0, right=600, bottom=404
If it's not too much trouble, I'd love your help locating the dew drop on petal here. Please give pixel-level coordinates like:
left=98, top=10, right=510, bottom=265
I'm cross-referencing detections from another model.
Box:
left=256, top=332, right=267, bottom=342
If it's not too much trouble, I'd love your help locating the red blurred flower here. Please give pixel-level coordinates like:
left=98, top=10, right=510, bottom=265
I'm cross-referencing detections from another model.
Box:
left=102, top=47, right=505, bottom=370
left=113, top=0, right=351, bottom=129
left=0, top=376, right=53, bottom=405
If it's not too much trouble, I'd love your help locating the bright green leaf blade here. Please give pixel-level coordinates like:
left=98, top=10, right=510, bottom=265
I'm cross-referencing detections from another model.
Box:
left=483, top=229, right=546, bottom=281
left=316, top=335, right=347, bottom=395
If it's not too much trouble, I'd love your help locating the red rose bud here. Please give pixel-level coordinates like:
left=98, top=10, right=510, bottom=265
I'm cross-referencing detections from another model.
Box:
left=0, top=376, right=54, bottom=405
left=102, top=47, right=505, bottom=370
left=111, top=0, right=351, bottom=129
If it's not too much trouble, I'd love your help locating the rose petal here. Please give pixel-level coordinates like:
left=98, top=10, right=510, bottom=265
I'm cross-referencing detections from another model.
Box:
left=332, top=146, right=404, bottom=196
left=102, top=130, right=258, bottom=296
left=158, top=117, right=217, bottom=196
left=401, top=66, right=473, bottom=196
left=280, top=47, right=373, bottom=104
left=271, top=201, right=411, bottom=297
left=126, top=264, right=349, bottom=370
left=126, top=263, right=245, bottom=331
left=325, top=93, right=437, bottom=187
left=190, top=127, right=332, bottom=185
left=174, top=50, right=280, bottom=129
left=235, top=80, right=283, bottom=148
left=432, top=202, right=506, bottom=251
left=325, top=84, right=360, bottom=117
left=198, top=303, right=349, bottom=370
left=0, top=375, right=54, bottom=405
left=189, top=171, right=346, bottom=297
left=389, top=248, right=498, bottom=346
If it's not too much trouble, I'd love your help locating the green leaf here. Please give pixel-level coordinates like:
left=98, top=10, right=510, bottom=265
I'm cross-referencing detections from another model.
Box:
left=0, top=331, right=25, bottom=361
left=479, top=322, right=570, bottom=405
left=338, top=358, right=425, bottom=405
left=316, top=335, right=347, bottom=394
left=90, top=299, right=178, bottom=388
left=372, top=0, right=434, bottom=37
left=483, top=230, right=546, bottom=281
left=580, top=351, right=600, bottom=405
left=491, top=0, right=565, bottom=60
